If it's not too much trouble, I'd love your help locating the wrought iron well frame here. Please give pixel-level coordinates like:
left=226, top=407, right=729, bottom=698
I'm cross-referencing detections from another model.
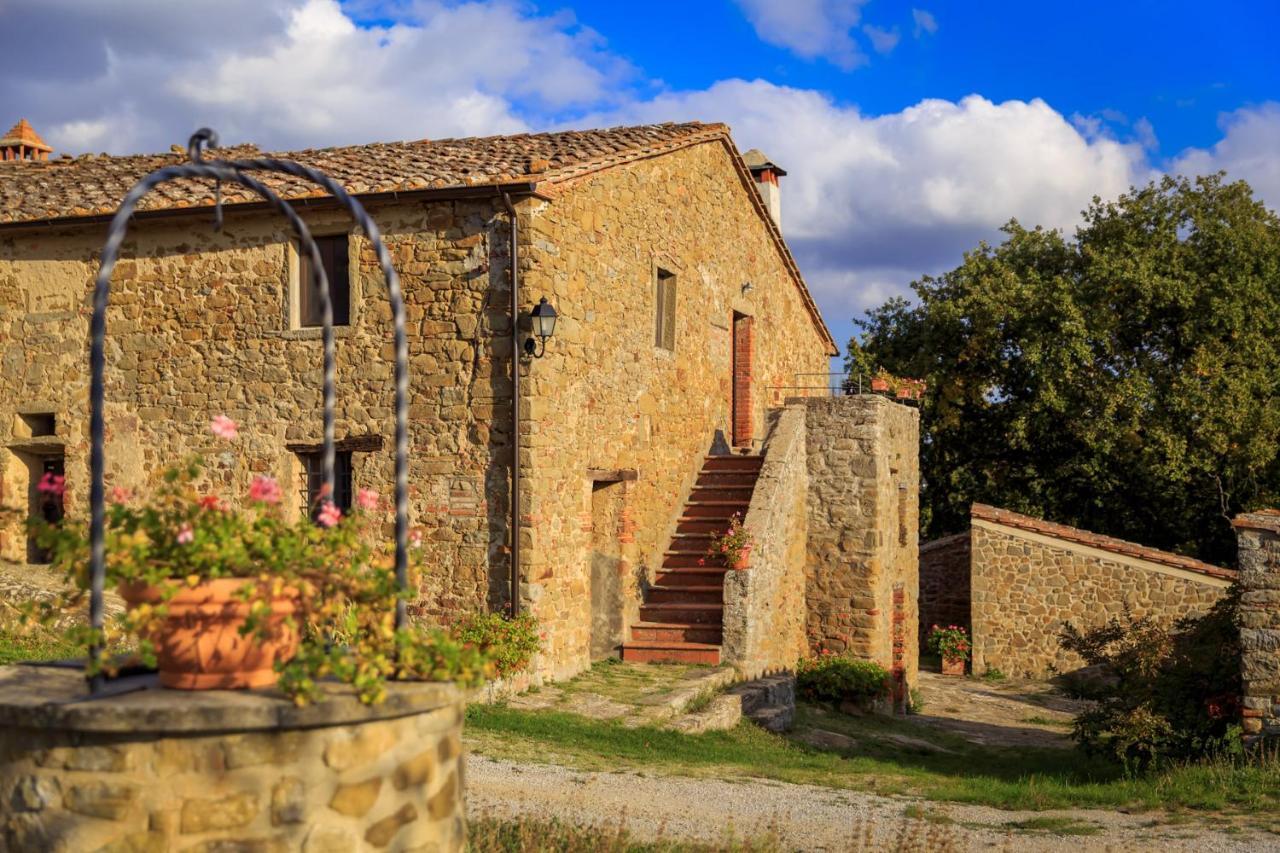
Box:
left=85, top=129, right=410, bottom=692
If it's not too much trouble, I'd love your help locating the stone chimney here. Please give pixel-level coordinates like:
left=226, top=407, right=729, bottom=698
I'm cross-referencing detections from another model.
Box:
left=0, top=119, right=53, bottom=162
left=742, top=148, right=785, bottom=228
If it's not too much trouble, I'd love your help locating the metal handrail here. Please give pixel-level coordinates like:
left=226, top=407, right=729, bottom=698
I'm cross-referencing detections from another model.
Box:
left=86, top=129, right=410, bottom=691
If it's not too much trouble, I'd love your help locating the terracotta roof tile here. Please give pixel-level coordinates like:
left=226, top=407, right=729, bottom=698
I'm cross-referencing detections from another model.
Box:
left=971, top=503, right=1237, bottom=581
left=0, top=120, right=837, bottom=353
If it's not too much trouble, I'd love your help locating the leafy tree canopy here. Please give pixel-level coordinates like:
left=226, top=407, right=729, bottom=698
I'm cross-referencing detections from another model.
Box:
left=849, top=175, right=1280, bottom=565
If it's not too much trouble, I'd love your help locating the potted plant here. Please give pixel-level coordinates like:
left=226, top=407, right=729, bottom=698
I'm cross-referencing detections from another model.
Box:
left=927, top=624, right=970, bottom=676
left=870, top=369, right=893, bottom=393
left=703, top=513, right=753, bottom=570
left=26, top=415, right=494, bottom=704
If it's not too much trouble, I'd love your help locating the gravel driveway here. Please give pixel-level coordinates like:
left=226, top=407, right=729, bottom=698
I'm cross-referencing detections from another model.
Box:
left=465, top=754, right=1280, bottom=852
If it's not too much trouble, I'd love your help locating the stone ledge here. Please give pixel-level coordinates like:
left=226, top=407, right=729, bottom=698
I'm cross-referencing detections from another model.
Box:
left=0, top=665, right=461, bottom=734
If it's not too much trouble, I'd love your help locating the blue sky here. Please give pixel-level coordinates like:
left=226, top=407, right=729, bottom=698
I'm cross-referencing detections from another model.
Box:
left=2, top=0, right=1277, bottom=354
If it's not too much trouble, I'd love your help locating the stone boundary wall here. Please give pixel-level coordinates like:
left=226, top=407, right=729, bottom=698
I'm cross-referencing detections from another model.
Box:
left=0, top=669, right=466, bottom=852
left=970, top=505, right=1235, bottom=678
left=723, top=405, right=808, bottom=677
left=1233, top=511, right=1280, bottom=746
left=918, top=533, right=971, bottom=651
left=800, top=396, right=919, bottom=700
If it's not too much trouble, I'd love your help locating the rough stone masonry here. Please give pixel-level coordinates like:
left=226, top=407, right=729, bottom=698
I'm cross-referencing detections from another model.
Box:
left=1234, top=510, right=1280, bottom=746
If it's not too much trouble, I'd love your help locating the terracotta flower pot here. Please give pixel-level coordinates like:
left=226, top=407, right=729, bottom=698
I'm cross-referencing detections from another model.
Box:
left=733, top=545, right=752, bottom=571
left=871, top=378, right=890, bottom=392
left=119, top=578, right=300, bottom=690
left=941, top=654, right=966, bottom=676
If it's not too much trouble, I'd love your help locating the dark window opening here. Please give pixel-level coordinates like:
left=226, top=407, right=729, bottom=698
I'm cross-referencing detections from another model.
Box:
left=299, top=450, right=353, bottom=520
left=298, top=234, right=351, bottom=328
left=20, top=412, right=56, bottom=437
left=655, top=268, right=676, bottom=351
left=28, top=455, right=64, bottom=564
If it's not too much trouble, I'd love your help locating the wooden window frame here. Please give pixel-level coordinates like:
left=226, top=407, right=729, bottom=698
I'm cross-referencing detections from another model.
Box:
left=294, top=233, right=352, bottom=329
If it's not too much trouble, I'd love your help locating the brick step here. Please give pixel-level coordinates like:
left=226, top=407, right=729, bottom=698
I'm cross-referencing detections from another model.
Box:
left=640, top=603, right=723, bottom=624
left=690, top=485, right=755, bottom=502
left=675, top=517, right=735, bottom=535
left=653, top=567, right=728, bottom=585
left=629, top=621, right=724, bottom=644
left=701, top=456, right=763, bottom=471
left=683, top=501, right=750, bottom=518
left=662, top=553, right=731, bottom=569
left=621, top=641, right=721, bottom=665
left=646, top=584, right=723, bottom=605
left=696, top=471, right=761, bottom=487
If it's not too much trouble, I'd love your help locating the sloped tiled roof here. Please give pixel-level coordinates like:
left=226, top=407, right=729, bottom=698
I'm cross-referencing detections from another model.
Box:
left=0, top=121, right=837, bottom=353
left=0, top=118, right=52, bottom=151
left=971, top=504, right=1237, bottom=581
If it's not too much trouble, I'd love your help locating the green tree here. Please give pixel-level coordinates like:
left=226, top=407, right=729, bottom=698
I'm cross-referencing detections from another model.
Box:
left=850, top=175, right=1280, bottom=564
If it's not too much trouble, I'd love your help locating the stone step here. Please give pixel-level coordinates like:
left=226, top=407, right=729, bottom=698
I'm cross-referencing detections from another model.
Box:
left=702, top=455, right=763, bottom=471
left=646, top=584, right=723, bottom=605
left=695, top=471, right=761, bottom=488
left=690, top=485, right=755, bottom=503
left=621, top=641, right=722, bottom=665
left=675, top=517, right=735, bottom=535
left=662, top=553, right=729, bottom=569
left=640, top=602, right=723, bottom=624
left=629, top=621, right=724, bottom=644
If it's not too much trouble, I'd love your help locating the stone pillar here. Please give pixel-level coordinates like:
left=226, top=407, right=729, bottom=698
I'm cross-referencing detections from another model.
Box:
left=1233, top=510, right=1280, bottom=746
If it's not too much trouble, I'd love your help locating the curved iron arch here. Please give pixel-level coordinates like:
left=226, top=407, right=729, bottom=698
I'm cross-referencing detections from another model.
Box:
left=86, top=129, right=410, bottom=691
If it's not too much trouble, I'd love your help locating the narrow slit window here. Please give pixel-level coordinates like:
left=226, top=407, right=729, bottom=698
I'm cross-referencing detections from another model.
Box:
left=298, top=450, right=353, bottom=521
left=298, top=234, right=351, bottom=328
left=655, top=268, right=676, bottom=351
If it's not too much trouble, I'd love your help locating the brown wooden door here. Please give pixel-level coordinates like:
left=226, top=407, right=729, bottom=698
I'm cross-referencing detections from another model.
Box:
left=732, top=313, right=753, bottom=447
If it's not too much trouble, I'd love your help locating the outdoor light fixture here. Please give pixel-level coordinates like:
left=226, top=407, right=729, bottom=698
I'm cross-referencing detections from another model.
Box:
left=525, top=296, right=558, bottom=358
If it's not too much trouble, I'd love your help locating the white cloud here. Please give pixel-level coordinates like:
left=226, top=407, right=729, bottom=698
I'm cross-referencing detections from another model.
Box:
left=862, top=24, right=901, bottom=55
left=912, top=8, right=938, bottom=37
left=733, top=0, right=869, bottom=69
left=1172, top=102, right=1280, bottom=207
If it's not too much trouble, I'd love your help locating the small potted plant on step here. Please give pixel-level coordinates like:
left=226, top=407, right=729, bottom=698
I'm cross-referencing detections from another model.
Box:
left=927, top=624, right=970, bottom=676
left=703, top=513, right=753, bottom=570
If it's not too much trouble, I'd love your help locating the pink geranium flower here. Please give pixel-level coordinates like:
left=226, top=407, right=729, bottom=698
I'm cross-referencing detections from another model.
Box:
left=409, top=529, right=424, bottom=548
left=317, top=501, right=342, bottom=528
left=176, top=523, right=194, bottom=545
left=37, top=472, right=66, bottom=499
left=108, top=485, right=131, bottom=504
left=356, top=488, right=379, bottom=511
left=209, top=415, right=238, bottom=440
left=248, top=476, right=282, bottom=505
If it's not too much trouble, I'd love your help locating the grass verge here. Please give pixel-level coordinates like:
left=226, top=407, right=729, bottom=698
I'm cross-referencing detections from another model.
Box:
left=466, top=702, right=1280, bottom=815
left=0, top=623, right=79, bottom=665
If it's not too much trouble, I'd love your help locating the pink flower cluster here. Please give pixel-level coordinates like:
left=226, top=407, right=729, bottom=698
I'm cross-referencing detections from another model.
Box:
left=176, top=523, right=194, bottom=545
left=356, top=489, right=379, bottom=511
left=317, top=501, right=342, bottom=528
left=210, top=415, right=238, bottom=441
left=37, top=472, right=66, bottom=499
left=248, top=476, right=283, bottom=505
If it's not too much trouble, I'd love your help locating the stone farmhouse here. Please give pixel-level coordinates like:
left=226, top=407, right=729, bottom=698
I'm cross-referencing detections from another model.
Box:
left=0, top=119, right=920, bottom=689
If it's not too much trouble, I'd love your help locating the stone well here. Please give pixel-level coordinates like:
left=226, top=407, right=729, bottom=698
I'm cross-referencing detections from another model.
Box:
left=0, top=666, right=466, bottom=852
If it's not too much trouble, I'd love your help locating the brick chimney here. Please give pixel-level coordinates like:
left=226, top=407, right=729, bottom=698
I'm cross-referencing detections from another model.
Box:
left=0, top=119, right=53, bottom=162
left=742, top=148, right=785, bottom=228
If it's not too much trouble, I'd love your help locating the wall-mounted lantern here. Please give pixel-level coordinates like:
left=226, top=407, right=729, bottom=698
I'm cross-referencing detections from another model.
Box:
left=524, top=296, right=558, bottom=358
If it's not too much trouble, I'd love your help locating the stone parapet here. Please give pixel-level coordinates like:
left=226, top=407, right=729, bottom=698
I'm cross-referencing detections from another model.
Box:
left=1233, top=511, right=1280, bottom=746
left=722, top=405, right=808, bottom=677
left=0, top=666, right=466, bottom=851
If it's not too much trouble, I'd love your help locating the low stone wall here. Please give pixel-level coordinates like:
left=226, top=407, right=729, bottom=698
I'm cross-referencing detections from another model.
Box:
left=723, top=405, right=808, bottom=677
left=800, top=395, right=919, bottom=705
left=970, top=505, right=1235, bottom=678
left=0, top=667, right=466, bottom=852
left=1233, top=511, right=1280, bottom=746
left=918, top=533, right=971, bottom=650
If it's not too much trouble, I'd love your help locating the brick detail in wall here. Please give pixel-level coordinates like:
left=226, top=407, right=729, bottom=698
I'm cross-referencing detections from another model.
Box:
left=891, top=584, right=906, bottom=713
left=732, top=315, right=754, bottom=446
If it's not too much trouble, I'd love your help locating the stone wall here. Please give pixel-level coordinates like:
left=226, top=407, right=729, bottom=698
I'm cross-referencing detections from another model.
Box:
left=0, top=668, right=465, bottom=852
left=516, top=141, right=832, bottom=677
left=1233, top=511, right=1280, bottom=746
left=970, top=506, right=1235, bottom=678
left=801, top=395, right=920, bottom=700
left=918, top=533, right=971, bottom=649
left=723, top=405, right=808, bottom=677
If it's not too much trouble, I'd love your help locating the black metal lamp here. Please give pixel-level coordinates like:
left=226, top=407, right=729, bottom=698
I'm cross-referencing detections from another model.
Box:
left=525, top=296, right=558, bottom=358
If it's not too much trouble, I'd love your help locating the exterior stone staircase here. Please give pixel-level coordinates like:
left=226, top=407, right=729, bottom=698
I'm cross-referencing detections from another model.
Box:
left=621, top=454, right=763, bottom=665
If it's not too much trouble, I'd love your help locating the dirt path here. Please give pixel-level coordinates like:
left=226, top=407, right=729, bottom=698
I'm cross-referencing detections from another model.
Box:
left=464, top=755, right=1279, bottom=852
left=910, top=671, right=1087, bottom=749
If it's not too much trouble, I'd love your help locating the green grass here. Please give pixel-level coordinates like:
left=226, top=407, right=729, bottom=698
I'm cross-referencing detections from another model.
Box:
left=1001, top=816, right=1101, bottom=836
left=1022, top=715, right=1073, bottom=729
left=0, top=623, right=79, bottom=665
left=980, top=668, right=1007, bottom=682
left=466, top=815, right=784, bottom=852
left=466, top=702, right=1280, bottom=815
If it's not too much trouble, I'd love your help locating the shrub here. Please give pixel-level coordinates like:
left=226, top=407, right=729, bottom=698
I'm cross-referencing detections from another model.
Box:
left=796, top=654, right=891, bottom=705
left=1058, top=587, right=1243, bottom=770
left=452, top=611, right=542, bottom=679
